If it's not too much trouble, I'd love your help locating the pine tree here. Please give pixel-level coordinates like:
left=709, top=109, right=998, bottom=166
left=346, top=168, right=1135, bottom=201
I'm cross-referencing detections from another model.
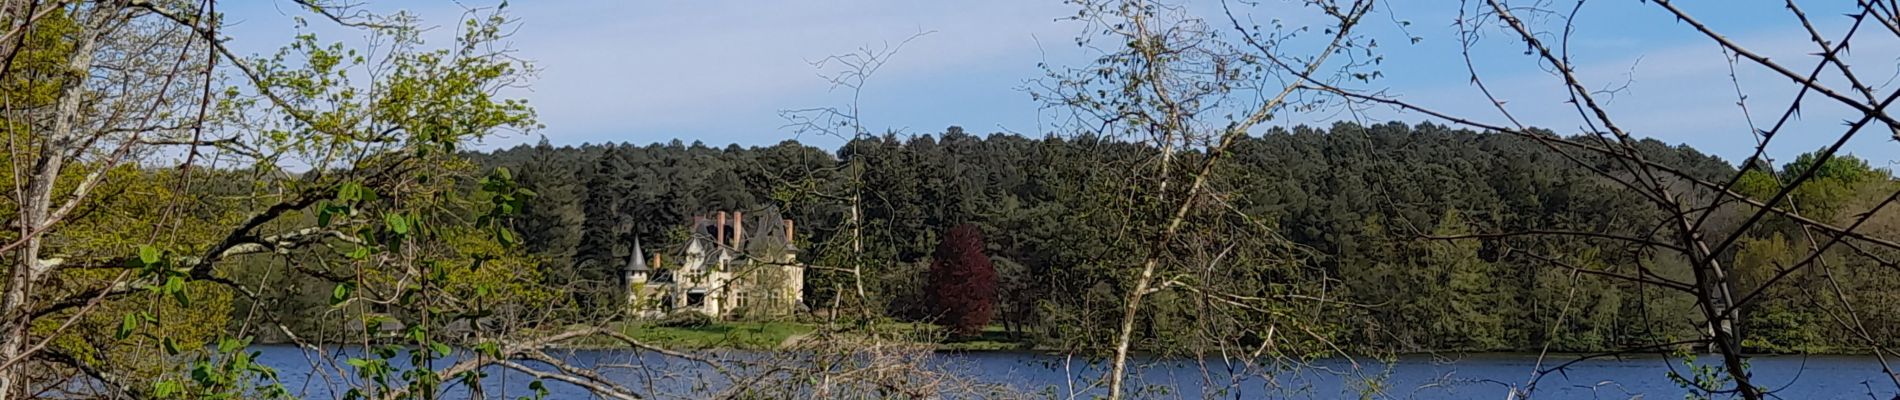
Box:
left=516, top=137, right=586, bottom=265
left=1425, top=209, right=1507, bottom=350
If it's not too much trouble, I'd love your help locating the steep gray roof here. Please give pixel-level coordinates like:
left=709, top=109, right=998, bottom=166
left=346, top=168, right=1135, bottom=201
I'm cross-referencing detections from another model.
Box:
left=743, top=209, right=796, bottom=254
left=680, top=207, right=799, bottom=259
left=626, top=238, right=649, bottom=272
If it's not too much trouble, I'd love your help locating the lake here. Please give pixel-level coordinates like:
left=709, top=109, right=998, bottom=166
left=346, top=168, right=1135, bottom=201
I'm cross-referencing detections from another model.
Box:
left=251, top=345, right=1900, bottom=399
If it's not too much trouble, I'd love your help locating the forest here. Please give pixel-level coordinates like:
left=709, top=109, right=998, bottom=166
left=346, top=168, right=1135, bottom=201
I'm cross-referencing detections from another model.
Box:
left=5, top=0, right=1899, bottom=398
left=462, top=122, right=1900, bottom=354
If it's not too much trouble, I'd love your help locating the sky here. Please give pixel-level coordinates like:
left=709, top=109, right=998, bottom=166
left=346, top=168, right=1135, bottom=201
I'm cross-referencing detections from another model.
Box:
left=219, top=1, right=1900, bottom=167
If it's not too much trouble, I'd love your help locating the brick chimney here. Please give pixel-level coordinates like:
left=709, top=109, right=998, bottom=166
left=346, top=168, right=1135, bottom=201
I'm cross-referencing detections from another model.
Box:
left=715, top=211, right=728, bottom=245
left=733, top=210, right=745, bottom=249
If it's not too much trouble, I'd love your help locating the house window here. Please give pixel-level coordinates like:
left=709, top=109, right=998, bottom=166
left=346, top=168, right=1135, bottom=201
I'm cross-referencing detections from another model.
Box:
left=686, top=291, right=706, bottom=308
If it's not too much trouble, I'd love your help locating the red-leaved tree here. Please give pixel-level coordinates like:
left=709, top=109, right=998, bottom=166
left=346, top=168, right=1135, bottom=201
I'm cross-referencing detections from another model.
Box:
left=926, top=223, right=997, bottom=336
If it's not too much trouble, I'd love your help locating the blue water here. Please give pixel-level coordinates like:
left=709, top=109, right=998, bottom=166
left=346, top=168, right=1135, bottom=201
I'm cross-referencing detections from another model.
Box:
left=250, top=346, right=1900, bottom=399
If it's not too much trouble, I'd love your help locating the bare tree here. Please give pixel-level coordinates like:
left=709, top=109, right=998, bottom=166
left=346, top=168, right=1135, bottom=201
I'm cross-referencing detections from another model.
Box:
left=1036, top=0, right=1387, bottom=398
left=1265, top=0, right=1900, bottom=398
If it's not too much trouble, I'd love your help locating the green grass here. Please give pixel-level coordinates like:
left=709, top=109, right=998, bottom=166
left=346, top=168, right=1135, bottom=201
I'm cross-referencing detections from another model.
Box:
left=939, top=325, right=1033, bottom=351
left=870, top=322, right=1034, bottom=351
left=618, top=321, right=815, bottom=350
left=579, top=321, right=1033, bottom=351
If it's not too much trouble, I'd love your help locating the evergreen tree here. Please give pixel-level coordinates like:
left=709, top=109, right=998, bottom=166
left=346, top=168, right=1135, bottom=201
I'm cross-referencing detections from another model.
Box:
left=456, top=124, right=1900, bottom=353
left=1424, top=209, right=1508, bottom=350
left=515, top=137, right=586, bottom=265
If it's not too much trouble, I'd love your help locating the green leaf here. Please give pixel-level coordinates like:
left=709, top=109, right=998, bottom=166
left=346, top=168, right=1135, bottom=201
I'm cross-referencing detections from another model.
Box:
left=116, top=313, right=138, bottom=340
left=345, top=246, right=371, bottom=260
left=431, top=342, right=452, bottom=357
left=154, top=380, right=180, bottom=397
left=189, top=363, right=212, bottom=385
left=385, top=213, right=409, bottom=235
left=219, top=337, right=247, bottom=353
left=317, top=204, right=335, bottom=228
left=337, top=182, right=362, bottom=202
left=138, top=245, right=161, bottom=265
left=331, top=283, right=353, bottom=306
left=162, top=337, right=180, bottom=355
left=162, top=276, right=190, bottom=307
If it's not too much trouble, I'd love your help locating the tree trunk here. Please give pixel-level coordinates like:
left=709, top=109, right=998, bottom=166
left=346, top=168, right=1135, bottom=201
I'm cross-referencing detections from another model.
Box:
left=0, top=13, right=104, bottom=398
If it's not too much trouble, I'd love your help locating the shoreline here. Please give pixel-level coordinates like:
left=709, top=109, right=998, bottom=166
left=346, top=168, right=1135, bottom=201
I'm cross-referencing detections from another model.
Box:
left=243, top=340, right=1900, bottom=363
left=251, top=322, right=1892, bottom=357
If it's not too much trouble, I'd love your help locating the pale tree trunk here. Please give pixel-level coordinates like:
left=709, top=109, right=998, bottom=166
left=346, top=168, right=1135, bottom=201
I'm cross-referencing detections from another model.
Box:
left=0, top=10, right=104, bottom=398
left=847, top=162, right=870, bottom=322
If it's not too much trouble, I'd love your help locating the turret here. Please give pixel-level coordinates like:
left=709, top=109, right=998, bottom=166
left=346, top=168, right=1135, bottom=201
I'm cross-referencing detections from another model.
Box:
left=625, top=238, right=650, bottom=284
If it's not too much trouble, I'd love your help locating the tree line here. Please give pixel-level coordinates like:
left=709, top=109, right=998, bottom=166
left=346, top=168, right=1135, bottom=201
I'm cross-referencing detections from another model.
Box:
left=470, top=121, right=1900, bottom=354
left=17, top=0, right=1895, bottom=397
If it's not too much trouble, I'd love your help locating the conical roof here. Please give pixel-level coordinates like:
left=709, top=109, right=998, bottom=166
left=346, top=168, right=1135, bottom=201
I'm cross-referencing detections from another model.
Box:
left=626, top=237, right=650, bottom=272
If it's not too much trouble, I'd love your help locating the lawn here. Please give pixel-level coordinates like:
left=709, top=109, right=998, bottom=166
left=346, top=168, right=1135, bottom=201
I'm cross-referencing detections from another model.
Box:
left=872, top=322, right=1034, bottom=351
left=939, top=325, right=1033, bottom=351
left=595, top=321, right=1032, bottom=351
left=617, top=321, right=815, bottom=350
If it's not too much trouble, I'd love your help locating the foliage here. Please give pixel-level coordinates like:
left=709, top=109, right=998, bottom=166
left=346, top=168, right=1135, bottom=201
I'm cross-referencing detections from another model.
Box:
left=1420, top=210, right=1509, bottom=350
left=926, top=224, right=998, bottom=336
left=10, top=1, right=1900, bottom=398
left=0, top=2, right=557, bottom=398
left=1781, top=152, right=1885, bottom=220
left=469, top=122, right=1900, bottom=355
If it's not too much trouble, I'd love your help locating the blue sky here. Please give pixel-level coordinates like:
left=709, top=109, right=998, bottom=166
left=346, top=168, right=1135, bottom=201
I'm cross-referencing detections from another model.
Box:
left=221, top=1, right=1899, bottom=167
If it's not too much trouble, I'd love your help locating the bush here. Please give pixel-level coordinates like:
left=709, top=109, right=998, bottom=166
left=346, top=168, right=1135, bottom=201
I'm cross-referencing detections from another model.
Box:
left=656, top=311, right=713, bottom=328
